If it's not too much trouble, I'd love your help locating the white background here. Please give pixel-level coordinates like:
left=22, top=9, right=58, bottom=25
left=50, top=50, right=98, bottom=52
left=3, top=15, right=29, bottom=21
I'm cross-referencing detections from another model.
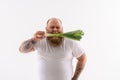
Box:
left=0, top=0, right=120, bottom=80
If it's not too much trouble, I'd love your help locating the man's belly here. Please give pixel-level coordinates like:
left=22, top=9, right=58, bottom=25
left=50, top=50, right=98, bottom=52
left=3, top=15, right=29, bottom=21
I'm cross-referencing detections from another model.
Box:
left=38, top=57, right=73, bottom=80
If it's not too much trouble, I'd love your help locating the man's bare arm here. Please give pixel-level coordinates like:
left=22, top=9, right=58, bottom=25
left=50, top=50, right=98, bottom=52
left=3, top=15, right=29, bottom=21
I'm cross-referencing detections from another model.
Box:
left=19, top=38, right=36, bottom=53
left=19, top=31, right=45, bottom=53
left=72, top=53, right=87, bottom=80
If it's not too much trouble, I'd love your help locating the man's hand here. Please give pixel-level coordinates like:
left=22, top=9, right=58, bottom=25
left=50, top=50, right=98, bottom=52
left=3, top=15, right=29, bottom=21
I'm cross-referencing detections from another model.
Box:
left=33, top=31, right=45, bottom=41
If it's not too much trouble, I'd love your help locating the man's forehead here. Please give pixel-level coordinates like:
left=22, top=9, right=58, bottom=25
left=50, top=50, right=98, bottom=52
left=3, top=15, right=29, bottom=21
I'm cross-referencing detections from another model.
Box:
left=47, top=18, right=62, bottom=25
left=48, top=21, right=62, bottom=27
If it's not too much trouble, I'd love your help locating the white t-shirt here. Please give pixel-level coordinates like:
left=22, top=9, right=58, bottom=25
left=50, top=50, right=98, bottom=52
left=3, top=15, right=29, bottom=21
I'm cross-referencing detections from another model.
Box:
left=34, top=38, right=84, bottom=80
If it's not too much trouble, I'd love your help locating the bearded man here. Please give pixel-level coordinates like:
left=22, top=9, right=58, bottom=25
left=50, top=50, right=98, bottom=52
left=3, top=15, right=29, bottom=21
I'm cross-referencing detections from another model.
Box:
left=19, top=18, right=87, bottom=80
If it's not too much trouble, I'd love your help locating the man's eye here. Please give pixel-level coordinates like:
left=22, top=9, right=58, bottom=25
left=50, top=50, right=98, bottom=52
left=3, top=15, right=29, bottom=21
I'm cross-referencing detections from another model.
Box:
left=50, top=26, right=54, bottom=29
left=56, top=27, right=60, bottom=29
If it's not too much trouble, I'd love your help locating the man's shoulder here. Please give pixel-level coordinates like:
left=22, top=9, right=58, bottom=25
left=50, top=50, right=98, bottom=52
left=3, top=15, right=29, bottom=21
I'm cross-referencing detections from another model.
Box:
left=64, top=38, right=77, bottom=43
left=64, top=38, right=76, bottom=46
left=64, top=38, right=73, bottom=42
left=64, top=38, right=81, bottom=46
left=35, top=38, right=46, bottom=45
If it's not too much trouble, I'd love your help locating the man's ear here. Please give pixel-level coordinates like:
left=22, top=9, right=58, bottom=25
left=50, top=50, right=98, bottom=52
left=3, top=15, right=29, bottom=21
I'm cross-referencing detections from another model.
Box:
left=61, top=26, right=63, bottom=32
left=46, top=26, right=49, bottom=33
left=46, top=27, right=47, bottom=31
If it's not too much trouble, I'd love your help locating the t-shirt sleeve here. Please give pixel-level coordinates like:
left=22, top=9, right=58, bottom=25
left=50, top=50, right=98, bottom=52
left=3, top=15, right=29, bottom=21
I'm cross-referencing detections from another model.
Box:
left=33, top=39, right=45, bottom=50
left=72, top=41, right=85, bottom=58
left=33, top=40, right=40, bottom=50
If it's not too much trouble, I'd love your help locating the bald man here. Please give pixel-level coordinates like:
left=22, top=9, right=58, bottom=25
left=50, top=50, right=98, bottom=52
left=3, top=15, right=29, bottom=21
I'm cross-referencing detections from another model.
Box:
left=19, top=18, right=87, bottom=80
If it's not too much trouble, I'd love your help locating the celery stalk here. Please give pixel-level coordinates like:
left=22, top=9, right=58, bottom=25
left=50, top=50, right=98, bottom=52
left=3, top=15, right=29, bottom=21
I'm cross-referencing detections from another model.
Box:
left=46, top=30, right=84, bottom=41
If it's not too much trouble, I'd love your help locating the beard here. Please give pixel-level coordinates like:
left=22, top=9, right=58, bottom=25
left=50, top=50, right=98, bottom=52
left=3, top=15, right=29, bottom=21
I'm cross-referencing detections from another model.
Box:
left=47, top=36, right=64, bottom=47
left=46, top=29, right=64, bottom=47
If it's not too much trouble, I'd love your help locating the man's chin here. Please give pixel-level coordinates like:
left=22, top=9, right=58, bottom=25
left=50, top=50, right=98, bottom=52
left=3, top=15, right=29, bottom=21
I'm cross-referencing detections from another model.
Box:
left=47, top=37, right=64, bottom=47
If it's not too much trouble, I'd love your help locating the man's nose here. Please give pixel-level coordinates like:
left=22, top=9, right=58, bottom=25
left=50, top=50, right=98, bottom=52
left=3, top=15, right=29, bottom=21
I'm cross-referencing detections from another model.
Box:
left=52, top=28, right=59, bottom=33
left=53, top=27, right=57, bottom=31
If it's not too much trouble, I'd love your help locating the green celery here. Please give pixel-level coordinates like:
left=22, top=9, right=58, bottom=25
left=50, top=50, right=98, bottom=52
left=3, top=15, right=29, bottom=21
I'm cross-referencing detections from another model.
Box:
left=46, top=30, right=84, bottom=41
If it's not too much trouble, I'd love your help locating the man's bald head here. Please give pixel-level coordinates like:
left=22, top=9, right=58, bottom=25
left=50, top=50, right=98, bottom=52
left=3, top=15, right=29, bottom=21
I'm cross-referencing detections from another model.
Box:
left=46, top=18, right=62, bottom=25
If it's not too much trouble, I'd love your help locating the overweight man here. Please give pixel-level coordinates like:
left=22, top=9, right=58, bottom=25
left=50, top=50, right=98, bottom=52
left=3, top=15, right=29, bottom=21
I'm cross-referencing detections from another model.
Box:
left=19, top=18, right=87, bottom=80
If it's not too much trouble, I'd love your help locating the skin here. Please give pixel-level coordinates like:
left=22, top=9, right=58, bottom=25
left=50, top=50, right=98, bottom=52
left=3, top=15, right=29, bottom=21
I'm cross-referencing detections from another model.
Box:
left=19, top=18, right=87, bottom=80
left=72, top=53, right=87, bottom=80
left=46, top=18, right=64, bottom=47
left=46, top=18, right=63, bottom=34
